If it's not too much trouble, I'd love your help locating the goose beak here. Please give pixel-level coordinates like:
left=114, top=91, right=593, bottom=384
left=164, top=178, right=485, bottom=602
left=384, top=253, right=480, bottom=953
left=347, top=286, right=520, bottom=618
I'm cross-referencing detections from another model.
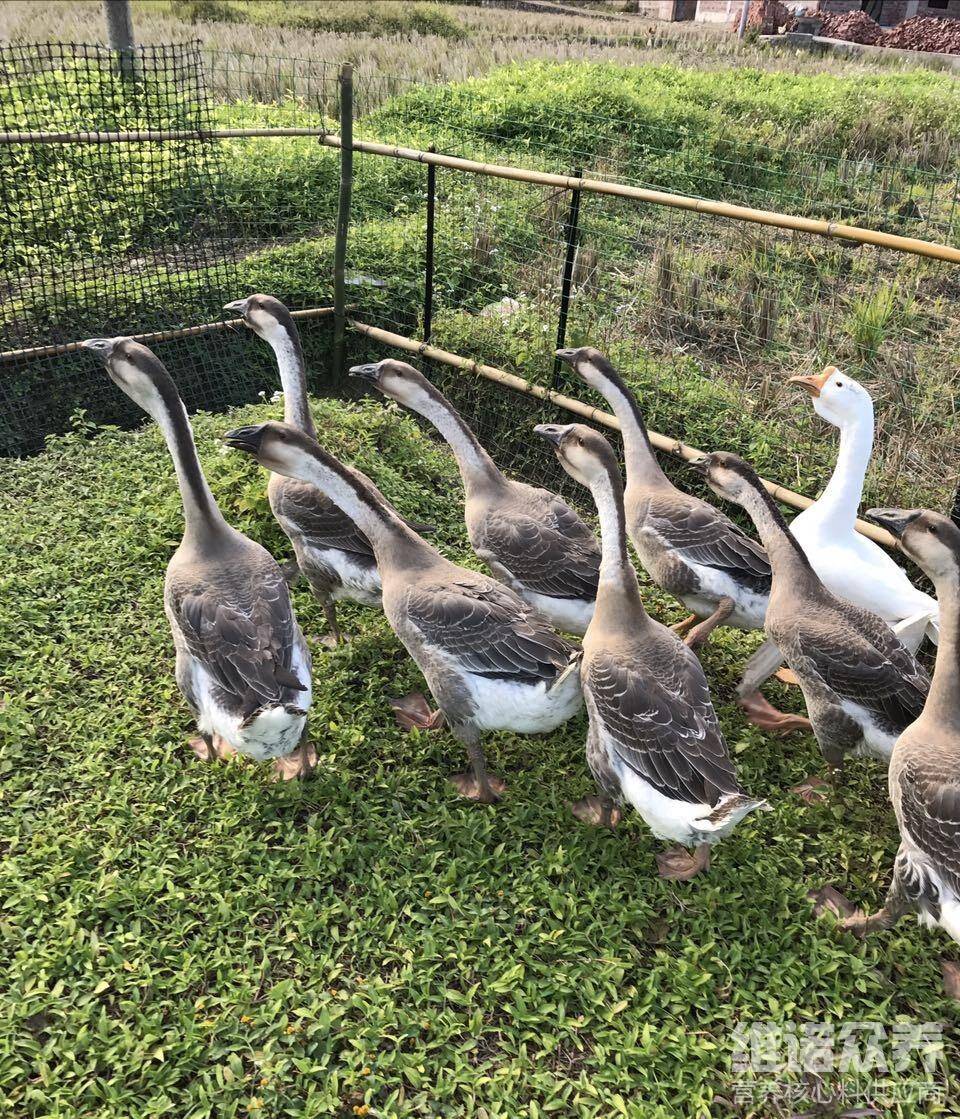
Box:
left=223, top=424, right=266, bottom=456
left=554, top=348, right=577, bottom=365
left=534, top=423, right=567, bottom=447
left=864, top=508, right=921, bottom=539
left=349, top=362, right=382, bottom=384
left=788, top=367, right=834, bottom=397
left=224, top=298, right=250, bottom=316
left=80, top=337, right=119, bottom=363
left=686, top=453, right=710, bottom=476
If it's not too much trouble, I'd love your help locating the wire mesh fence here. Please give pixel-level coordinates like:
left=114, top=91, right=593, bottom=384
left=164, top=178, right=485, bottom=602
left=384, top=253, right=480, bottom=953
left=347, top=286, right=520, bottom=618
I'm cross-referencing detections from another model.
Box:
left=2, top=41, right=959, bottom=521
left=0, top=41, right=338, bottom=456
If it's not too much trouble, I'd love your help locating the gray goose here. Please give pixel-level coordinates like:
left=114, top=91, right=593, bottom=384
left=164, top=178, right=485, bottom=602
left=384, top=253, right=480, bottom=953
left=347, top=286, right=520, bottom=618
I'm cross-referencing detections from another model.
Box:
left=838, top=508, right=960, bottom=946
left=81, top=338, right=314, bottom=779
left=350, top=359, right=600, bottom=635
left=536, top=422, right=765, bottom=879
left=556, top=346, right=808, bottom=734
left=225, top=294, right=420, bottom=646
left=224, top=420, right=583, bottom=804
left=692, top=452, right=929, bottom=770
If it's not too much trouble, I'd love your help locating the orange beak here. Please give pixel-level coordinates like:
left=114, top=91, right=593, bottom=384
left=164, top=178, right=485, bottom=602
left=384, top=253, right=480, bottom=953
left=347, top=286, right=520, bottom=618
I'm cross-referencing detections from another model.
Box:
left=787, top=365, right=837, bottom=398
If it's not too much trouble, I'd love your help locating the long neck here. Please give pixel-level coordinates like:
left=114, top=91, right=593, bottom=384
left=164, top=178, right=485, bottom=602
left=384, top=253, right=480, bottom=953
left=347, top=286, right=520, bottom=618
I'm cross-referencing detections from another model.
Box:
left=815, top=407, right=873, bottom=529
left=591, top=368, right=670, bottom=490
left=405, top=388, right=501, bottom=492
left=738, top=482, right=818, bottom=588
left=264, top=324, right=316, bottom=438
left=925, top=566, right=960, bottom=726
left=293, top=446, right=427, bottom=563
left=151, top=392, right=228, bottom=540
left=588, top=463, right=645, bottom=627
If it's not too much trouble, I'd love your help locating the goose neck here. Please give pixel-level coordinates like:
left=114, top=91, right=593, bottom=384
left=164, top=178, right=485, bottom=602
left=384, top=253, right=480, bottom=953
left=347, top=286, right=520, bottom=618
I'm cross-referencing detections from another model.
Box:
left=407, top=388, right=500, bottom=493
left=153, top=392, right=228, bottom=541
left=592, top=370, right=669, bottom=490
left=924, top=569, right=960, bottom=728
left=815, top=408, right=873, bottom=529
left=589, top=463, right=645, bottom=625
left=737, top=482, right=817, bottom=591
left=265, top=325, right=316, bottom=438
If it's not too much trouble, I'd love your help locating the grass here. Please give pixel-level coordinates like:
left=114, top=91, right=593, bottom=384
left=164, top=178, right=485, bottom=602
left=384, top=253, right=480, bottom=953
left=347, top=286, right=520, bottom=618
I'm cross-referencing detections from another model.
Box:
left=1, top=392, right=958, bottom=1116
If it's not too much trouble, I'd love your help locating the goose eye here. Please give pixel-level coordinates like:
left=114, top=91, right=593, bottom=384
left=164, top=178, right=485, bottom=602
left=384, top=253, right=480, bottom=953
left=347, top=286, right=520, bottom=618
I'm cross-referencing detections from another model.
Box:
left=835, top=380, right=842, bottom=387
left=577, top=437, right=584, bottom=446
left=929, top=525, right=938, bottom=535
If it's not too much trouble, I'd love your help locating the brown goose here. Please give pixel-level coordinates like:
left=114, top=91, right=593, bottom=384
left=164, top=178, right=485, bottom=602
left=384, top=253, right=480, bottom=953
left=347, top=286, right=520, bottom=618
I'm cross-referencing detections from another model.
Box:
left=555, top=346, right=808, bottom=734
left=81, top=338, right=314, bottom=779
left=224, top=420, right=583, bottom=804
left=225, top=295, right=430, bottom=645
left=536, top=422, right=765, bottom=878
left=350, top=359, right=600, bottom=635
left=692, top=452, right=929, bottom=769
left=838, top=508, right=960, bottom=946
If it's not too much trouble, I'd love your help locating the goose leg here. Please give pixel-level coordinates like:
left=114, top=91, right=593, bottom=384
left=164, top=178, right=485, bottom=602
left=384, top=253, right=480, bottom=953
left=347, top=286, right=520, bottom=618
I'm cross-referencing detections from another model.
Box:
left=839, top=871, right=909, bottom=938
left=683, top=597, right=734, bottom=652
left=188, top=732, right=236, bottom=761
left=570, top=794, right=622, bottom=829
left=656, top=842, right=711, bottom=880
left=449, top=727, right=505, bottom=804
left=321, top=601, right=344, bottom=648
left=391, top=692, right=445, bottom=731
left=271, top=724, right=317, bottom=782
left=736, top=639, right=812, bottom=734
left=670, top=613, right=698, bottom=637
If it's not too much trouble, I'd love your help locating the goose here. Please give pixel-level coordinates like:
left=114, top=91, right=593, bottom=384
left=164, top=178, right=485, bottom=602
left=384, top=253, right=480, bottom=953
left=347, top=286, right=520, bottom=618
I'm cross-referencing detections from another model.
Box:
left=349, top=359, right=600, bottom=635
left=837, top=507, right=960, bottom=946
left=788, top=365, right=938, bottom=652
left=535, top=422, right=766, bottom=879
left=224, top=294, right=430, bottom=646
left=555, top=346, right=809, bottom=734
left=691, top=451, right=929, bottom=769
left=223, top=420, right=583, bottom=804
left=81, top=338, right=314, bottom=779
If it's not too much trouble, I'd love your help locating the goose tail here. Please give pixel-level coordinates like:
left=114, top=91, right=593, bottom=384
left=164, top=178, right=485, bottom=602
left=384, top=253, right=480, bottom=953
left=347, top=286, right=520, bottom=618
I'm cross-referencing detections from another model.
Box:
left=698, top=793, right=768, bottom=836
left=549, top=649, right=583, bottom=692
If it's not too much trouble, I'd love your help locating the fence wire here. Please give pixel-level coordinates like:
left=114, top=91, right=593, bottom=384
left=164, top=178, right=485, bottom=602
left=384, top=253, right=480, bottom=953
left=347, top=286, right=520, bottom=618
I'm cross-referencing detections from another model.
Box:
left=0, top=42, right=338, bottom=456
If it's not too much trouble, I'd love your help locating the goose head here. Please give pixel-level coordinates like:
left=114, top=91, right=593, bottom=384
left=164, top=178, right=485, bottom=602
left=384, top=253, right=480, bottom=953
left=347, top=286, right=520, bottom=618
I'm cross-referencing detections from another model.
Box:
left=866, top=507, right=960, bottom=583
left=223, top=420, right=315, bottom=479
left=555, top=346, right=618, bottom=392
left=224, top=293, right=295, bottom=345
left=788, top=365, right=872, bottom=429
left=534, top=422, right=618, bottom=490
left=687, top=451, right=760, bottom=507
left=349, top=358, right=438, bottom=411
left=81, top=336, right=174, bottom=416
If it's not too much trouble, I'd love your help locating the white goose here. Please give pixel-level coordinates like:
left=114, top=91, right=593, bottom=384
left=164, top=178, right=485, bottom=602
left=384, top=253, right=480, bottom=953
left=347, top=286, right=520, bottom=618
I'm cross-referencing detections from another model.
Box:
left=788, top=366, right=938, bottom=652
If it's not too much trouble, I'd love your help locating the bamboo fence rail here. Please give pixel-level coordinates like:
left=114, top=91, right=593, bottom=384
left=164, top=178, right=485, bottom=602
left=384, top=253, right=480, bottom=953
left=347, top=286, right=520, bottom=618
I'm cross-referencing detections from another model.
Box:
left=0, top=306, right=336, bottom=363
left=348, top=318, right=898, bottom=549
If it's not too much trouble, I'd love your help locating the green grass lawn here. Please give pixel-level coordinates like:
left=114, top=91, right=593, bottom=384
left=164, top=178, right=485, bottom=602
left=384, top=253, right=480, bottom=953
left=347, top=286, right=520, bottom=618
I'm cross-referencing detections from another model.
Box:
left=1, top=393, right=957, bottom=1117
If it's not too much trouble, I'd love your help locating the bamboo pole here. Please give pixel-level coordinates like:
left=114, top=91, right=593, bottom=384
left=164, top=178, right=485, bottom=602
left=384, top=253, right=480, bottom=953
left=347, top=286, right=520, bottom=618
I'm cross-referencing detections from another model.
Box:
left=348, top=319, right=898, bottom=549
left=321, top=136, right=960, bottom=266
left=0, top=306, right=336, bottom=363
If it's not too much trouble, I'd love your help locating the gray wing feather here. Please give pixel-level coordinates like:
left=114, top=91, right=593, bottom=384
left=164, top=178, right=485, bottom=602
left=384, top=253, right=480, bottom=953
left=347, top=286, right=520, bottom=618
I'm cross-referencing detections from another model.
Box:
left=404, top=576, right=575, bottom=684
left=586, top=641, right=742, bottom=807
left=899, top=756, right=960, bottom=899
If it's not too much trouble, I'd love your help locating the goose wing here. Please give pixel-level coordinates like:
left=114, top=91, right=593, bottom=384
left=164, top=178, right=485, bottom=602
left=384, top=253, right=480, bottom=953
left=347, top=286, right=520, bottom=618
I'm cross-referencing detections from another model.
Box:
left=644, top=494, right=770, bottom=591
left=404, top=576, right=574, bottom=683
left=274, top=477, right=375, bottom=559
left=169, top=561, right=308, bottom=719
left=898, top=755, right=960, bottom=899
left=586, top=642, right=740, bottom=807
left=478, top=491, right=600, bottom=600
left=792, top=609, right=929, bottom=730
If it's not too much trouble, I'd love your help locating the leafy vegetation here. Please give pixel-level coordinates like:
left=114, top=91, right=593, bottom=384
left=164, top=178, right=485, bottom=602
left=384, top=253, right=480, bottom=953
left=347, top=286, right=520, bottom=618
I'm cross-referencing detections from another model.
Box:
left=1, top=395, right=956, bottom=1117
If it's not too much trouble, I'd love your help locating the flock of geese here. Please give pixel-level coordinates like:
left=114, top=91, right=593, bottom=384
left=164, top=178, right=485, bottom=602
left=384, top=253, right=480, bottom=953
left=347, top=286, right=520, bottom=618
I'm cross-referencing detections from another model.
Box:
left=80, top=293, right=960, bottom=964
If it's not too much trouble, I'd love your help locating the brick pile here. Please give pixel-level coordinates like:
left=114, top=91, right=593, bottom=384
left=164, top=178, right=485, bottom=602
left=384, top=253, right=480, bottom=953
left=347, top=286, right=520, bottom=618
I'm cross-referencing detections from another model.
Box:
left=817, top=9, right=884, bottom=46
left=884, top=15, right=960, bottom=54
left=746, top=0, right=796, bottom=35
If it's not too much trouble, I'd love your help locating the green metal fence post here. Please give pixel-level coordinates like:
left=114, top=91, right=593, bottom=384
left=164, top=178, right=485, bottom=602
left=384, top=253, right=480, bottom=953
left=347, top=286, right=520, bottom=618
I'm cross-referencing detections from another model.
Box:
left=332, top=62, right=354, bottom=381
